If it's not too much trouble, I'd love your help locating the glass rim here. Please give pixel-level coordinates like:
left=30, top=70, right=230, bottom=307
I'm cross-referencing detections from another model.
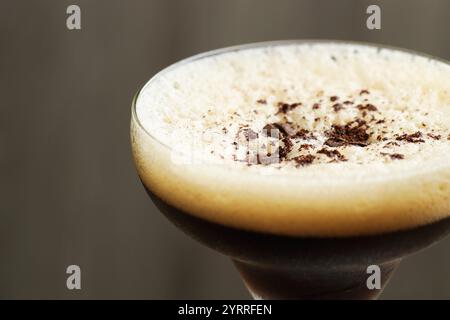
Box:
left=131, top=39, right=450, bottom=151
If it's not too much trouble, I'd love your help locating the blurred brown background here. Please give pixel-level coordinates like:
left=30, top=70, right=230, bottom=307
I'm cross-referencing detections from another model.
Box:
left=1, top=0, right=449, bottom=299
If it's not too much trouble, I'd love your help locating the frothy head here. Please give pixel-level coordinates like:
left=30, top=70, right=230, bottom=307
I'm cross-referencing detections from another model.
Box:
left=132, top=41, right=450, bottom=237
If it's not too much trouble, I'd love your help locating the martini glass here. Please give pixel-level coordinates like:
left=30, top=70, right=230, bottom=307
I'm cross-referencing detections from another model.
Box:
left=130, top=41, right=450, bottom=299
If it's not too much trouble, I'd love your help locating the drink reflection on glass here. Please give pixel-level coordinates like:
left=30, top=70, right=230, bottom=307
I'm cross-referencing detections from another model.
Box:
left=130, top=41, right=450, bottom=299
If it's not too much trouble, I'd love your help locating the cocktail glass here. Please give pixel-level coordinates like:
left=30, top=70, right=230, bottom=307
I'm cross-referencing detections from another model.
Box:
left=130, top=41, right=450, bottom=299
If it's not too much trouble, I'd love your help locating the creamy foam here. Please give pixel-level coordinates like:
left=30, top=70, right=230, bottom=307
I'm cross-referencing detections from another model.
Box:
left=132, top=42, right=450, bottom=237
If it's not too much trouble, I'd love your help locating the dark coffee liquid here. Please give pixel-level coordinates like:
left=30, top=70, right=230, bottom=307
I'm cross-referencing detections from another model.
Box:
left=143, top=183, right=450, bottom=299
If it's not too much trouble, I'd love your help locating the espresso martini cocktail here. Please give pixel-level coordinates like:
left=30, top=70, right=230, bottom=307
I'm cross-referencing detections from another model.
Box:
left=131, top=41, right=450, bottom=299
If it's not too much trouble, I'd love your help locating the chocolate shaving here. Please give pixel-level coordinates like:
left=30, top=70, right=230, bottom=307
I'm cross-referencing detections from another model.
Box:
left=312, top=103, right=320, bottom=110
left=356, top=104, right=378, bottom=112
left=427, top=133, right=441, bottom=140
left=276, top=102, right=302, bottom=114
left=384, top=141, right=400, bottom=148
left=381, top=153, right=404, bottom=160
left=279, top=137, right=293, bottom=159
left=256, top=99, right=267, bottom=105
left=293, top=154, right=315, bottom=167
left=360, top=89, right=370, bottom=95
left=299, top=144, right=313, bottom=151
left=324, top=120, right=370, bottom=147
left=317, top=148, right=347, bottom=161
left=324, top=138, right=347, bottom=147
left=396, top=131, right=425, bottom=143
left=330, top=96, right=339, bottom=102
left=332, top=103, right=344, bottom=112
left=295, top=128, right=316, bottom=140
